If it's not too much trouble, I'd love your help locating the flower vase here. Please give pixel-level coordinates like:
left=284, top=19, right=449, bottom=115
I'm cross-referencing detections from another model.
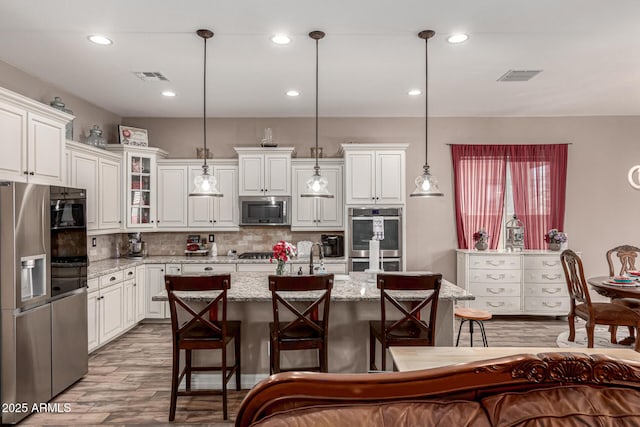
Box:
left=475, top=240, right=488, bottom=251
left=548, top=243, right=561, bottom=251
left=275, top=260, right=286, bottom=276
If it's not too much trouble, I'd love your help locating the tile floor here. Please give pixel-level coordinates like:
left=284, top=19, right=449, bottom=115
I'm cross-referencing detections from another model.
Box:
left=21, top=316, right=574, bottom=426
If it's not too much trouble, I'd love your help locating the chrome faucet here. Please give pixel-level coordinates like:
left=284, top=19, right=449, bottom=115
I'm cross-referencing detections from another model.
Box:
left=309, top=242, right=324, bottom=275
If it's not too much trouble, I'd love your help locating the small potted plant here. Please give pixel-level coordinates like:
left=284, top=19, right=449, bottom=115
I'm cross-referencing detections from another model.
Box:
left=544, top=229, right=567, bottom=251
left=270, top=240, right=297, bottom=275
left=473, top=229, right=490, bottom=251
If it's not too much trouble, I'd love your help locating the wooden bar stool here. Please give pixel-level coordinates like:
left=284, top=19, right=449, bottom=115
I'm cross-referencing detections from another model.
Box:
left=455, top=307, right=492, bottom=347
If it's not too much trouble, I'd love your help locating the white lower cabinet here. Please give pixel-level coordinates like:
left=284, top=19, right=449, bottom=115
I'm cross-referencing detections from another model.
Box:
left=145, top=264, right=167, bottom=319
left=181, top=263, right=236, bottom=274
left=135, top=265, right=146, bottom=322
left=99, top=281, right=124, bottom=343
left=457, top=250, right=571, bottom=316
left=87, top=285, right=99, bottom=353
left=123, top=279, right=136, bottom=329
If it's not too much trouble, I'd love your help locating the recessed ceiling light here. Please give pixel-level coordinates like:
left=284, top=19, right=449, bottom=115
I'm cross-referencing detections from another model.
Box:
left=271, top=34, right=291, bottom=45
left=447, top=34, right=469, bottom=44
left=408, top=89, right=422, bottom=96
left=88, top=35, right=113, bottom=45
left=161, top=91, right=176, bottom=97
left=286, top=90, right=300, bottom=97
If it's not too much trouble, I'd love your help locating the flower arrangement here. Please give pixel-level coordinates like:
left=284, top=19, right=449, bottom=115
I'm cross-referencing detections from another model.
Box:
left=473, top=229, right=489, bottom=243
left=544, top=229, right=567, bottom=244
left=270, top=240, right=297, bottom=275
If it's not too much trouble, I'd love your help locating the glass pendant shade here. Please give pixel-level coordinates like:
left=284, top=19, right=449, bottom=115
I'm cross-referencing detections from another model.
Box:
left=410, top=165, right=443, bottom=197
left=189, top=165, right=222, bottom=198
left=301, top=170, right=333, bottom=198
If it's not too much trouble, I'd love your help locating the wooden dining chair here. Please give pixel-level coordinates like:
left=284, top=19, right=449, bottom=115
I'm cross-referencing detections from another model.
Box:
left=165, top=274, right=241, bottom=421
left=268, top=274, right=333, bottom=374
left=560, top=249, right=640, bottom=352
left=369, top=273, right=442, bottom=371
left=606, top=245, right=640, bottom=343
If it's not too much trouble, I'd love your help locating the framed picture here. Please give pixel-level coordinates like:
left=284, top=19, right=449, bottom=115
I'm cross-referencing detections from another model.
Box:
left=118, top=125, right=149, bottom=147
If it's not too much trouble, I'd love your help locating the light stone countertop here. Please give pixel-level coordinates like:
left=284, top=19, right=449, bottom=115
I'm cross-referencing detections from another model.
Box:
left=87, top=256, right=348, bottom=279
left=152, top=272, right=471, bottom=302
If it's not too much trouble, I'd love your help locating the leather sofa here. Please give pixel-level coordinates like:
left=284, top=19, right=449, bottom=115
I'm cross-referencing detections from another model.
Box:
left=235, top=352, right=640, bottom=426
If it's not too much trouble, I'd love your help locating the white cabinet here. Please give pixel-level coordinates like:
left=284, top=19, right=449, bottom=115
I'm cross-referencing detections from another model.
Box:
left=123, top=279, right=136, bottom=329
left=342, top=144, right=407, bottom=205
left=235, top=147, right=294, bottom=196
left=68, top=141, right=122, bottom=233
left=105, top=145, right=168, bottom=231
left=145, top=264, right=167, bottom=319
left=188, top=161, right=239, bottom=230
left=87, top=281, right=99, bottom=353
left=99, top=281, right=124, bottom=343
left=0, top=87, right=71, bottom=185
left=157, top=164, right=188, bottom=228
left=135, top=264, right=146, bottom=322
left=181, top=263, right=236, bottom=274
left=291, top=160, right=344, bottom=231
left=457, top=250, right=571, bottom=316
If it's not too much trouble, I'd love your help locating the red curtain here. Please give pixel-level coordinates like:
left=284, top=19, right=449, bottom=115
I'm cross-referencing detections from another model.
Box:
left=452, top=145, right=508, bottom=249
left=507, top=144, right=568, bottom=249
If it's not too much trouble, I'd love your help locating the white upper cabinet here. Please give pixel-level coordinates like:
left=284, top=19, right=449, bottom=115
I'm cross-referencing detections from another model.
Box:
left=187, top=161, right=239, bottom=230
left=105, top=145, right=168, bottom=231
left=291, top=160, right=344, bottom=231
left=157, top=164, right=188, bottom=228
left=0, top=87, right=71, bottom=185
left=235, top=147, right=294, bottom=196
left=67, top=141, right=122, bottom=234
left=342, top=144, right=407, bottom=205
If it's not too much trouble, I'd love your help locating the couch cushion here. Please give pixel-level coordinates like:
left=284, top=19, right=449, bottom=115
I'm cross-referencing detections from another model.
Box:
left=481, top=385, right=640, bottom=427
left=252, top=400, right=491, bottom=427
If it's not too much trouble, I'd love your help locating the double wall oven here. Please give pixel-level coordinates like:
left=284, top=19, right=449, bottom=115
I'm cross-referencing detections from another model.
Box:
left=348, top=207, right=402, bottom=272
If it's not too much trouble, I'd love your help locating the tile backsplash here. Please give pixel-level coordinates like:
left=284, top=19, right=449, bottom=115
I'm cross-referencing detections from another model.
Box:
left=88, top=228, right=343, bottom=261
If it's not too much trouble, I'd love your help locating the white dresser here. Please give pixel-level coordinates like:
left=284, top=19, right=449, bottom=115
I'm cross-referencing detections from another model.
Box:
left=456, top=250, right=571, bottom=316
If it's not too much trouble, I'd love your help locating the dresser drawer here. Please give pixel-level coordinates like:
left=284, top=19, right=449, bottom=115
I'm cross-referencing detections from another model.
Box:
left=469, top=297, right=521, bottom=314
left=524, top=297, right=570, bottom=314
left=124, top=267, right=136, bottom=280
left=524, top=270, right=565, bottom=284
left=469, top=255, right=521, bottom=270
left=524, top=255, right=562, bottom=270
left=182, top=263, right=236, bottom=274
left=469, top=282, right=520, bottom=297
left=524, top=283, right=568, bottom=297
left=469, top=269, right=521, bottom=284
left=99, top=270, right=124, bottom=288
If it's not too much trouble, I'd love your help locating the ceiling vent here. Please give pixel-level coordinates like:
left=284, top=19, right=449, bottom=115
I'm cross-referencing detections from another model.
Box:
left=133, top=71, right=169, bottom=82
left=497, top=70, right=542, bottom=82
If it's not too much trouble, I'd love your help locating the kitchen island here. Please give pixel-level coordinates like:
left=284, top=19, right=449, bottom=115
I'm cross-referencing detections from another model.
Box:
left=153, top=271, right=471, bottom=386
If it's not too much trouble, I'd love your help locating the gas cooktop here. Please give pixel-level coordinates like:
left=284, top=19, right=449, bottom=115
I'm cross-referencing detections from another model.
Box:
left=238, top=252, right=272, bottom=259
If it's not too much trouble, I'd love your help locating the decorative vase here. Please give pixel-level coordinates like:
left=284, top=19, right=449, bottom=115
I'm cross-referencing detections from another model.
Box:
left=275, top=260, right=286, bottom=276
left=549, top=243, right=561, bottom=251
left=475, top=240, right=488, bottom=251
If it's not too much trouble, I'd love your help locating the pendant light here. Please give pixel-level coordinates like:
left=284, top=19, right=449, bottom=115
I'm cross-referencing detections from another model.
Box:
left=410, top=30, right=443, bottom=198
left=301, top=30, right=334, bottom=198
left=189, top=29, right=222, bottom=197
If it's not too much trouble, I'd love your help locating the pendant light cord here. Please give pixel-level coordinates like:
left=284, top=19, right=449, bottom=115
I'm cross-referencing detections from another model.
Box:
left=424, top=34, right=429, bottom=170
left=203, top=35, right=208, bottom=168
left=314, top=36, right=319, bottom=173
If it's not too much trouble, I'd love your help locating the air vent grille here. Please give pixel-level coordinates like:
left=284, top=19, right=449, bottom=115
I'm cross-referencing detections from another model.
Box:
left=497, top=70, right=542, bottom=82
left=133, top=72, right=169, bottom=82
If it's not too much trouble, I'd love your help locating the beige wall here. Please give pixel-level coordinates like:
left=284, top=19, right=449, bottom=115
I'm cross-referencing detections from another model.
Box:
left=0, top=60, right=121, bottom=144
left=125, top=115, right=640, bottom=282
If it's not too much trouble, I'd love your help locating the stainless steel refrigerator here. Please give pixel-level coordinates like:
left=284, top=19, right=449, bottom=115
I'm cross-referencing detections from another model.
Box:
left=0, top=182, right=88, bottom=424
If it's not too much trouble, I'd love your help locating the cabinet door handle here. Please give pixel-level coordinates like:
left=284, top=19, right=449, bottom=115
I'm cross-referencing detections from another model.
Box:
left=29, top=171, right=34, bottom=175
left=542, top=274, right=562, bottom=280
left=210, top=220, right=213, bottom=223
left=160, top=269, right=164, bottom=272
left=487, top=274, right=506, bottom=280
left=487, top=301, right=505, bottom=307
left=23, top=171, right=29, bottom=175
left=542, top=301, right=562, bottom=308
left=542, top=288, right=561, bottom=294
left=204, top=267, right=213, bottom=271
left=177, top=268, right=180, bottom=271
left=133, top=283, right=136, bottom=287
left=486, top=287, right=505, bottom=294
left=376, top=197, right=379, bottom=200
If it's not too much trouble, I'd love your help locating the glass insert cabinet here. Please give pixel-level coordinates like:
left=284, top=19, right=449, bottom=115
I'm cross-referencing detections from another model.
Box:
left=129, top=155, right=152, bottom=226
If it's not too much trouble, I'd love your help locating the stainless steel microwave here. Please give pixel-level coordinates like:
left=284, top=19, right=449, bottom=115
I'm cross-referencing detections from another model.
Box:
left=240, top=196, right=291, bottom=226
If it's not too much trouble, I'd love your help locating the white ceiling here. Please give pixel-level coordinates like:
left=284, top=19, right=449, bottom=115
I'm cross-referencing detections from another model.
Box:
left=1, top=0, right=639, bottom=118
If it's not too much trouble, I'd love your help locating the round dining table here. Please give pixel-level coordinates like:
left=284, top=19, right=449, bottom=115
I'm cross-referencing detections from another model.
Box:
left=588, top=276, right=640, bottom=299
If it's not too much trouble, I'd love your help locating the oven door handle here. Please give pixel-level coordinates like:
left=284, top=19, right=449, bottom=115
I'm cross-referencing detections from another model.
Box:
left=350, top=216, right=401, bottom=221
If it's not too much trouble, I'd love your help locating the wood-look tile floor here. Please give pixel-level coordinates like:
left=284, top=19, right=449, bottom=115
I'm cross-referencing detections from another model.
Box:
left=20, top=316, right=573, bottom=426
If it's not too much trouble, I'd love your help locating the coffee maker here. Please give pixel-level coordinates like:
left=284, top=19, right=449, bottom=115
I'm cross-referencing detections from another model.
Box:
left=127, top=232, right=144, bottom=259
left=321, top=234, right=344, bottom=258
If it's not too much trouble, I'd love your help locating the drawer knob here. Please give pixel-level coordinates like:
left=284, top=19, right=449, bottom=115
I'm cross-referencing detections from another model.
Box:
left=204, top=267, right=213, bottom=271
left=110, top=276, right=116, bottom=281
left=128, top=271, right=134, bottom=276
